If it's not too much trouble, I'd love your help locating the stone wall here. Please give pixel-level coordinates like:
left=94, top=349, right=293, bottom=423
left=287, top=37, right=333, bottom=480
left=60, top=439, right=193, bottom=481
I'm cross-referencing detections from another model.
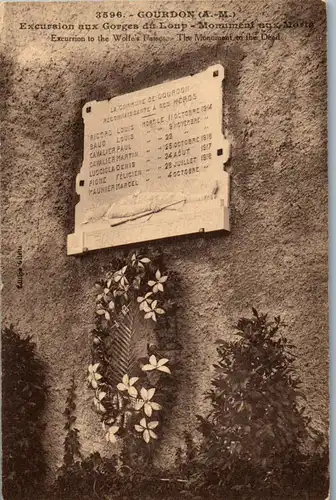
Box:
left=1, top=0, right=328, bottom=476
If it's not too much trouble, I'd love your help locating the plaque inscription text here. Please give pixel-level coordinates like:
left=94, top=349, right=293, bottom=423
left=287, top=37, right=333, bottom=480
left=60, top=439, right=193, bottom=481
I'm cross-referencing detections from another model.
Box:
left=67, top=64, right=230, bottom=255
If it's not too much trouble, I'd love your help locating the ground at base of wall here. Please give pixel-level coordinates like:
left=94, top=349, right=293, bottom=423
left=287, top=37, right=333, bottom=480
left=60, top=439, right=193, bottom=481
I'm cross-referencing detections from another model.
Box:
left=37, top=493, right=327, bottom=500
left=36, top=484, right=329, bottom=500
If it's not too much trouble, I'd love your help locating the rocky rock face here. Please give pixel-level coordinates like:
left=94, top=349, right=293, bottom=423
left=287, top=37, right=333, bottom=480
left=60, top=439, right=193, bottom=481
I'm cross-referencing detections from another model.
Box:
left=1, top=0, right=328, bottom=478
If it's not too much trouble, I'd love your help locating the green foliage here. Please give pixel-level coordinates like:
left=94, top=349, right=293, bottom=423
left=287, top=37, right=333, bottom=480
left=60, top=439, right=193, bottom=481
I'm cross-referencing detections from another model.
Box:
left=192, top=308, right=329, bottom=499
left=2, top=325, right=48, bottom=500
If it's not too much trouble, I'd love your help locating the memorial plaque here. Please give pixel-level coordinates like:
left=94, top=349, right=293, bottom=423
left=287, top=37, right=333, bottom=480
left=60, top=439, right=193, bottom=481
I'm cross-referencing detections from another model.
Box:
left=67, top=64, right=230, bottom=255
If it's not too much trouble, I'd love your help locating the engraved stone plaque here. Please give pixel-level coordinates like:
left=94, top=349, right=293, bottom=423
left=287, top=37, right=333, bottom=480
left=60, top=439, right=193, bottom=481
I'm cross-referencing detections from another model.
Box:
left=67, top=64, right=230, bottom=255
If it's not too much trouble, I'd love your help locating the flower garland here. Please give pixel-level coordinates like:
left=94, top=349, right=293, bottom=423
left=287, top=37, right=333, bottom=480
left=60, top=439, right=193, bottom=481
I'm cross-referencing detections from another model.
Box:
left=87, top=250, right=178, bottom=447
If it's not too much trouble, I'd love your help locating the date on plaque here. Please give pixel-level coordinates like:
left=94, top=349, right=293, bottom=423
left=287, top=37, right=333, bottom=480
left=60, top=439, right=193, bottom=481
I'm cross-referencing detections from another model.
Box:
left=67, top=64, right=230, bottom=255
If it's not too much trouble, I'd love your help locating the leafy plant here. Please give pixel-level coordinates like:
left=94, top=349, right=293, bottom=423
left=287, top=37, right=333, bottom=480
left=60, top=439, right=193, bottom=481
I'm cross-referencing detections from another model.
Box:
left=2, top=325, right=48, bottom=500
left=193, top=308, right=329, bottom=499
left=54, top=376, right=84, bottom=499
left=62, top=375, right=82, bottom=467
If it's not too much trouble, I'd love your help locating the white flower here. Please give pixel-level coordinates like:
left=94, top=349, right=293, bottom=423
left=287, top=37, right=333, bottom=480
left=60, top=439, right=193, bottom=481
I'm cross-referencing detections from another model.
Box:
left=88, top=363, right=103, bottom=389
left=135, top=387, right=162, bottom=417
left=96, top=287, right=113, bottom=304
left=93, top=391, right=106, bottom=413
left=117, top=374, right=139, bottom=397
left=143, top=299, right=165, bottom=322
left=113, top=266, right=128, bottom=287
left=148, top=269, right=168, bottom=293
left=137, top=292, right=153, bottom=311
left=95, top=286, right=115, bottom=320
left=134, top=417, right=159, bottom=443
left=96, top=306, right=112, bottom=321
left=108, top=300, right=115, bottom=311
left=105, top=425, right=120, bottom=443
left=142, top=355, right=171, bottom=374
left=131, top=253, right=151, bottom=271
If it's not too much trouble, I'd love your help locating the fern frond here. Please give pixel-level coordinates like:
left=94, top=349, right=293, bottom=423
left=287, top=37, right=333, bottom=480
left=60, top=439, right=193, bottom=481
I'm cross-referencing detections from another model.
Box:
left=107, top=301, right=147, bottom=386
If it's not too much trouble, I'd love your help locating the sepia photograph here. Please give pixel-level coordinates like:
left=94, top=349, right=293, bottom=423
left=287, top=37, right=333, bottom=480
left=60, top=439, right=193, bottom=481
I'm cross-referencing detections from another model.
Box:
left=0, top=1, right=329, bottom=499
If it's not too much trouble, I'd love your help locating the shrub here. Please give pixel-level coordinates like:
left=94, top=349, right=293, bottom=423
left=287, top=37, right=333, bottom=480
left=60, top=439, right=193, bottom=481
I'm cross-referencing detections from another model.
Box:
left=193, top=309, right=329, bottom=499
left=2, top=325, right=48, bottom=500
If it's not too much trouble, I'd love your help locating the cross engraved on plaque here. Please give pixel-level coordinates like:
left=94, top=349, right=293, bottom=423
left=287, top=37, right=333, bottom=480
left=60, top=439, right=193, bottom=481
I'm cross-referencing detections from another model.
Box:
left=67, top=64, right=230, bottom=255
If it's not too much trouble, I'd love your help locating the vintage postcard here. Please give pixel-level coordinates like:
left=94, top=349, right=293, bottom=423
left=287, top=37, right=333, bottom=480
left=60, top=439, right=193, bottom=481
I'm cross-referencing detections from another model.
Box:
left=0, top=1, right=329, bottom=499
